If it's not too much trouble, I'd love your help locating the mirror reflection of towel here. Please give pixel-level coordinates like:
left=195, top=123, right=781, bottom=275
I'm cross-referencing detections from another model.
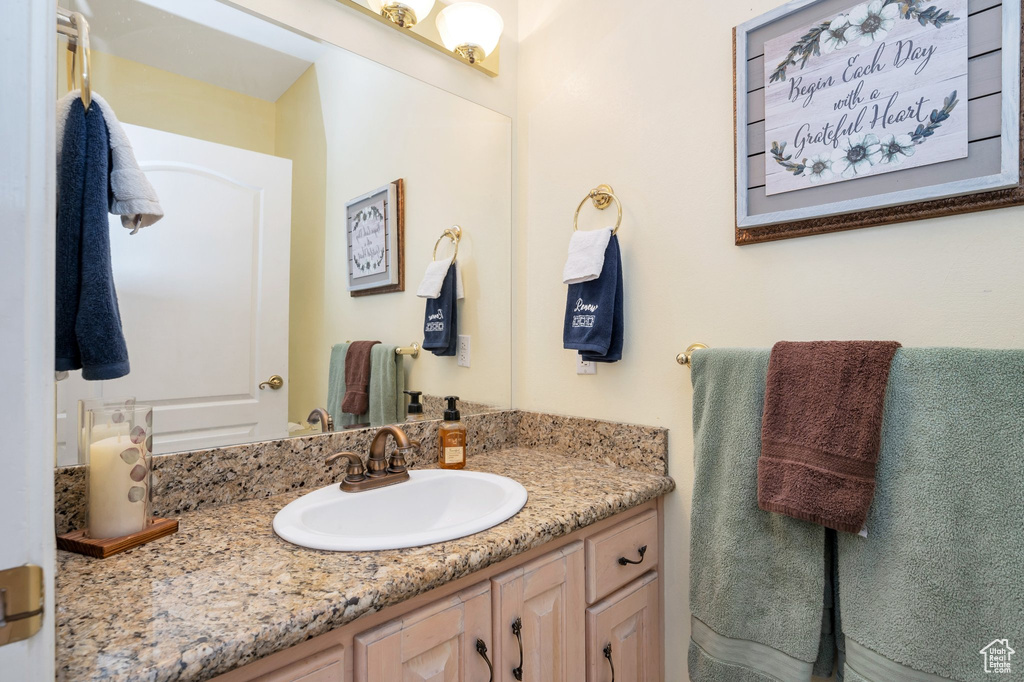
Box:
left=563, top=236, right=623, bottom=363
left=422, top=265, right=458, bottom=356
left=341, top=340, right=380, bottom=415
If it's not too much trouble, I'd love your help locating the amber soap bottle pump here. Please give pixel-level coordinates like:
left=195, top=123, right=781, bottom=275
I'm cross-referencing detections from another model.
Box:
left=438, top=396, right=466, bottom=470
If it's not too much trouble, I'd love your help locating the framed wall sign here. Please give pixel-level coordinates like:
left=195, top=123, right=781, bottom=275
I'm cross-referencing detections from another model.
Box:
left=345, top=179, right=404, bottom=296
left=734, top=0, right=1022, bottom=244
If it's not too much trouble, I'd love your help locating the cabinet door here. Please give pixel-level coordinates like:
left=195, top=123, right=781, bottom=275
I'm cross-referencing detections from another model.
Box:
left=585, top=572, right=660, bottom=682
left=355, top=582, right=492, bottom=682
left=491, top=542, right=585, bottom=682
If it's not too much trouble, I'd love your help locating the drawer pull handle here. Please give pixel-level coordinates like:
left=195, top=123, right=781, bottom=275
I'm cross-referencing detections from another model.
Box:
left=512, top=617, right=524, bottom=680
left=618, top=545, right=647, bottom=566
left=475, top=639, right=493, bottom=682
left=604, top=643, right=616, bottom=682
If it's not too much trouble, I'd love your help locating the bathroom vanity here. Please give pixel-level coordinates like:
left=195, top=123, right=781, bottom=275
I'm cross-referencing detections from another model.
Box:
left=55, top=411, right=673, bottom=682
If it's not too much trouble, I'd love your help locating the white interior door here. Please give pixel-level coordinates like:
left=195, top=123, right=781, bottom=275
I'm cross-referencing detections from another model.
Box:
left=57, top=125, right=292, bottom=462
left=0, top=1, right=54, bottom=676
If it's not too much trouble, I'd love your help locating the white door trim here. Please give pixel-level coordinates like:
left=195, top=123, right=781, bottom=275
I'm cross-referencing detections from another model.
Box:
left=0, top=0, right=56, bottom=678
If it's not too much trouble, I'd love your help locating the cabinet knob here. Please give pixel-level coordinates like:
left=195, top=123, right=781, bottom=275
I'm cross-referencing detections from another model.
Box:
left=617, top=545, right=647, bottom=566
left=604, top=643, right=615, bottom=682
left=475, top=639, right=493, bottom=682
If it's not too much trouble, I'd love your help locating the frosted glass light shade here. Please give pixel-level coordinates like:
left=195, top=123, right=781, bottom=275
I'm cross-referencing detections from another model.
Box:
left=436, top=2, right=504, bottom=61
left=367, top=0, right=436, bottom=27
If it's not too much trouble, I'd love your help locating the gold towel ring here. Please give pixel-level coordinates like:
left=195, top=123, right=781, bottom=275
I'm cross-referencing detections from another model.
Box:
left=432, top=225, right=462, bottom=264
left=574, top=184, right=622, bottom=235
left=61, top=11, right=92, bottom=111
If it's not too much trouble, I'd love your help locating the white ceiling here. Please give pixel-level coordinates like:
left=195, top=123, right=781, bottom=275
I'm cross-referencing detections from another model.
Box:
left=63, top=0, right=327, bottom=101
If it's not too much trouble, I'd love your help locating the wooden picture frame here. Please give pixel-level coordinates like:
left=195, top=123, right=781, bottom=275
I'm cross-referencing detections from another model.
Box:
left=734, top=0, right=1022, bottom=245
left=346, top=179, right=405, bottom=296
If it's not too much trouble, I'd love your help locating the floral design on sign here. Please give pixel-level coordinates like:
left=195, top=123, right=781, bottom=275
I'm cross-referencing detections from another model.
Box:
left=762, top=0, right=968, bottom=194
left=769, top=0, right=959, bottom=83
left=350, top=202, right=388, bottom=278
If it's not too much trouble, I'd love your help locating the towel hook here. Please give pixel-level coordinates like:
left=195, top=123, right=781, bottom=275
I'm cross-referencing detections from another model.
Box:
left=676, top=343, right=708, bottom=367
left=432, top=225, right=462, bottom=264
left=574, top=184, right=622, bottom=235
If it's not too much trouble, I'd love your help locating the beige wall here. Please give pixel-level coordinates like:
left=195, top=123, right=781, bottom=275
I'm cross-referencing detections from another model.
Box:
left=59, top=49, right=275, bottom=154
left=314, top=47, right=514, bottom=412
left=515, top=2, right=1024, bottom=680
left=275, top=65, right=328, bottom=424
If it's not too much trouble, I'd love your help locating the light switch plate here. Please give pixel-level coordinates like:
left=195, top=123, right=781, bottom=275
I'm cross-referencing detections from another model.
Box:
left=457, top=335, right=471, bottom=368
left=576, top=354, right=596, bottom=375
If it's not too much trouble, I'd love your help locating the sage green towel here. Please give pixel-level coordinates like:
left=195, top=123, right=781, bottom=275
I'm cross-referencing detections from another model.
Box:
left=838, top=348, right=1024, bottom=682
left=689, top=348, right=828, bottom=682
left=367, top=344, right=405, bottom=426
left=327, top=343, right=405, bottom=428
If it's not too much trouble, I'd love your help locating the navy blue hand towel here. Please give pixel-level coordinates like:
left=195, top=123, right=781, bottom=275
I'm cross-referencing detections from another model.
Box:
left=56, top=99, right=130, bottom=380
left=422, top=263, right=458, bottom=356
left=563, top=235, right=624, bottom=363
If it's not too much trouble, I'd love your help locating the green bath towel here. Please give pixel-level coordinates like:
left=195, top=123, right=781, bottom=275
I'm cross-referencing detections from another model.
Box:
left=327, top=343, right=405, bottom=428
left=838, top=349, right=1024, bottom=682
left=689, top=348, right=829, bottom=682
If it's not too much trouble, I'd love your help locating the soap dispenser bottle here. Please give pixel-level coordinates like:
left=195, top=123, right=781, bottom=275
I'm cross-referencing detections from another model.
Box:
left=438, top=396, right=466, bottom=470
left=405, top=390, right=426, bottom=423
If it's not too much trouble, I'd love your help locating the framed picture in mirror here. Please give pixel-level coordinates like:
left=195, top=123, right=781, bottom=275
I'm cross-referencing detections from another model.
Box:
left=346, top=179, right=404, bottom=295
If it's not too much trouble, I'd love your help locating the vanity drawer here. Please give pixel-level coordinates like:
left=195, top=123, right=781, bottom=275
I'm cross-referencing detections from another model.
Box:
left=585, top=510, right=659, bottom=604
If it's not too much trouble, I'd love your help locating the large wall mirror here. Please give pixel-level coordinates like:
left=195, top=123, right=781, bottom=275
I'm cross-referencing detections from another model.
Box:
left=55, top=0, right=512, bottom=465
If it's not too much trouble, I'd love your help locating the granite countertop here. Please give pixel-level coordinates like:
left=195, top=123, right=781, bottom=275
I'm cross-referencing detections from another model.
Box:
left=57, top=448, right=674, bottom=682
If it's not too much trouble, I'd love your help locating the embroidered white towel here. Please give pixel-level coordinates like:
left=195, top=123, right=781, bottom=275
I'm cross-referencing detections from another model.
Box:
left=416, top=261, right=464, bottom=300
left=57, top=90, right=164, bottom=234
left=562, top=227, right=612, bottom=284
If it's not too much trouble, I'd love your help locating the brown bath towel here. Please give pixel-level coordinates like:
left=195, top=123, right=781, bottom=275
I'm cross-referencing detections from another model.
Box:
left=758, top=340, right=901, bottom=533
left=341, top=340, right=380, bottom=416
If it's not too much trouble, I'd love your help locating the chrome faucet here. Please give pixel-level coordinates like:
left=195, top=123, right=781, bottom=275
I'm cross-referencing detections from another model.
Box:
left=306, top=407, right=334, bottom=434
left=326, top=424, right=419, bottom=493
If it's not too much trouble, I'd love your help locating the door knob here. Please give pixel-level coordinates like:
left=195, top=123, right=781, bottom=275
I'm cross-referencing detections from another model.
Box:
left=259, top=375, right=284, bottom=390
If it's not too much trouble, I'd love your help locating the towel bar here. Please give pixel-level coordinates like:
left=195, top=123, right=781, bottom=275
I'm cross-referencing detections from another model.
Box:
left=346, top=341, right=420, bottom=358
left=676, top=343, right=708, bottom=367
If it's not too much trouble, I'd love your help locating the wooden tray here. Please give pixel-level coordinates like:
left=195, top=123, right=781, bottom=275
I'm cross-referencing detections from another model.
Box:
left=57, top=518, right=178, bottom=558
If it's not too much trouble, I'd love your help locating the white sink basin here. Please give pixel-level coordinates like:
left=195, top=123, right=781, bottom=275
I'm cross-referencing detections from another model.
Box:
left=273, top=470, right=528, bottom=551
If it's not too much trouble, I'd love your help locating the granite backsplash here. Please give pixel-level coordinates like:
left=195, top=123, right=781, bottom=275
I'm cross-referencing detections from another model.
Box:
left=54, top=409, right=668, bottom=534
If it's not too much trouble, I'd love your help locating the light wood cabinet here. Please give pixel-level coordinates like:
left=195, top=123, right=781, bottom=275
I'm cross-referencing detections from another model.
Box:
left=584, top=510, right=658, bottom=604
left=354, top=582, right=492, bottom=682
left=216, top=502, right=664, bottom=682
left=585, top=572, right=661, bottom=682
left=490, top=542, right=585, bottom=682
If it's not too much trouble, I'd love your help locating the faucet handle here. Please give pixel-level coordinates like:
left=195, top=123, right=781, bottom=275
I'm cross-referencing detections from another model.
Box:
left=326, top=452, right=366, bottom=483
left=388, top=440, right=419, bottom=475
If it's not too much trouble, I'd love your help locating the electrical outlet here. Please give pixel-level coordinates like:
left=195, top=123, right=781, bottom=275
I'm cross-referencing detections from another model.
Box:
left=576, top=354, right=596, bottom=375
left=457, top=335, right=471, bottom=368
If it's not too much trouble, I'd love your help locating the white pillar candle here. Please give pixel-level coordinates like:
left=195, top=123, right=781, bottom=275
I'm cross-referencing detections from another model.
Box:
left=88, top=435, right=147, bottom=539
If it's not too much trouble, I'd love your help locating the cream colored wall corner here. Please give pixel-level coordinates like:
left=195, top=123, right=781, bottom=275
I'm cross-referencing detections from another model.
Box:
left=58, top=49, right=276, bottom=154
left=515, top=1, right=1024, bottom=680
left=275, top=65, right=329, bottom=424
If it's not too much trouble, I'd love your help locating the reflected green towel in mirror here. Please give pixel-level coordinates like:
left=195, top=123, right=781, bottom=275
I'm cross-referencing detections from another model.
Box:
left=328, top=343, right=405, bottom=428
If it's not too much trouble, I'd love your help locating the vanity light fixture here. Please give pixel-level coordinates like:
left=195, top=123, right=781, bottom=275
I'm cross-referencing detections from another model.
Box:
left=436, top=2, right=504, bottom=64
left=367, top=0, right=435, bottom=28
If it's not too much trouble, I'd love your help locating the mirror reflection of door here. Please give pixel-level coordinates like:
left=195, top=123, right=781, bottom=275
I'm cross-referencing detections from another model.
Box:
left=56, top=125, right=292, bottom=463
left=54, top=0, right=513, bottom=466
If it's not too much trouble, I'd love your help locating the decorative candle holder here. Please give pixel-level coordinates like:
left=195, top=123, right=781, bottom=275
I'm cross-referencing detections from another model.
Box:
left=83, top=402, right=153, bottom=539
